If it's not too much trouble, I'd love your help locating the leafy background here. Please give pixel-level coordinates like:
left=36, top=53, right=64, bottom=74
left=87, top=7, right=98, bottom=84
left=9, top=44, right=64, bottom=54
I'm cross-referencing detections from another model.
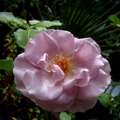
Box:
left=0, top=0, right=120, bottom=120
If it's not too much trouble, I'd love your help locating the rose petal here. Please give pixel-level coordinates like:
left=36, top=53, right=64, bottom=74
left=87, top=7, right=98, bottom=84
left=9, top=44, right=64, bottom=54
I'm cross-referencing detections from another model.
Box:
left=13, top=53, right=37, bottom=82
left=63, top=68, right=90, bottom=89
left=68, top=98, right=97, bottom=112
left=102, top=58, right=111, bottom=74
left=37, top=53, right=49, bottom=71
left=88, top=55, right=104, bottom=77
left=23, top=69, right=63, bottom=100
left=74, top=41, right=104, bottom=77
left=77, top=69, right=111, bottom=99
left=25, top=32, right=59, bottom=66
left=76, top=69, right=90, bottom=87
left=91, top=69, right=111, bottom=90
left=33, top=98, right=73, bottom=112
left=62, top=75, right=77, bottom=89
left=54, top=86, right=77, bottom=104
left=51, top=64, right=65, bottom=83
left=74, top=41, right=99, bottom=64
left=14, top=77, right=28, bottom=95
left=75, top=37, right=101, bottom=53
left=50, top=30, right=75, bottom=54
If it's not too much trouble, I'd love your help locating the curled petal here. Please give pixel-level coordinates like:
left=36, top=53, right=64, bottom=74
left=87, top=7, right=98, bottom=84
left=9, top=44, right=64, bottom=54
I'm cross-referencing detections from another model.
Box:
left=54, top=87, right=77, bottom=104
left=51, top=64, right=65, bottom=83
left=68, top=98, right=97, bottom=112
left=33, top=98, right=74, bottom=112
left=74, top=41, right=104, bottom=77
left=23, top=70, right=63, bottom=100
left=74, top=41, right=99, bottom=64
left=88, top=55, right=104, bottom=77
left=76, top=69, right=90, bottom=87
left=50, top=30, right=75, bottom=54
left=77, top=69, right=111, bottom=99
left=14, top=77, right=28, bottom=96
left=37, top=53, right=49, bottom=71
left=102, top=58, right=111, bottom=74
left=91, top=69, right=111, bottom=90
left=75, top=37, right=101, bottom=53
left=62, top=75, right=77, bottom=89
left=25, top=32, right=59, bottom=66
left=13, top=53, right=37, bottom=89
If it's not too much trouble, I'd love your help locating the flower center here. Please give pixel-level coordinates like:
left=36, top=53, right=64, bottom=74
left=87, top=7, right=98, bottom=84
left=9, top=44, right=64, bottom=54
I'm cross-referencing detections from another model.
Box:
left=49, top=54, right=74, bottom=75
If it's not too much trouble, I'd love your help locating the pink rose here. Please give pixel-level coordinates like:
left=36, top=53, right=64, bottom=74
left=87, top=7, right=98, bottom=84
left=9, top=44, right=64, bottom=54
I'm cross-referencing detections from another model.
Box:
left=13, top=29, right=111, bottom=112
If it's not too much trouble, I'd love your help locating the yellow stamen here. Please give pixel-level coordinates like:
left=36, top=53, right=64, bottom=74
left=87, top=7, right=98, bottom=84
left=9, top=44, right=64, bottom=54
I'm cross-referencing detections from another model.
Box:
left=48, top=54, right=74, bottom=75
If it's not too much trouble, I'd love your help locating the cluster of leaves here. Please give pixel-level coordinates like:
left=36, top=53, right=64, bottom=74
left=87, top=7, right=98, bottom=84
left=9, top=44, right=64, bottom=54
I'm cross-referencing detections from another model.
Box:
left=99, top=91, right=120, bottom=119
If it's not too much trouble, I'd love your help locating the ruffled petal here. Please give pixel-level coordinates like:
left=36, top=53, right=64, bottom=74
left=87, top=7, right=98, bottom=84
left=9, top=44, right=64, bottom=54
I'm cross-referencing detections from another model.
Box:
left=102, top=58, right=111, bottom=74
left=23, top=69, right=63, bottom=101
left=62, top=68, right=90, bottom=89
left=74, top=41, right=104, bottom=77
left=33, top=98, right=73, bottom=112
left=68, top=98, right=97, bottom=112
left=88, top=55, right=104, bottom=77
left=62, top=75, right=77, bottom=89
left=51, top=64, right=65, bottom=83
left=77, top=69, right=111, bottom=99
left=14, top=77, right=27, bottom=95
left=74, top=41, right=99, bottom=64
left=91, top=69, right=111, bottom=90
left=25, top=32, right=59, bottom=66
left=54, top=86, right=77, bottom=104
left=50, top=30, right=75, bottom=54
left=75, top=37, right=101, bottom=53
left=75, top=69, right=90, bottom=87
left=37, top=53, right=49, bottom=72
left=13, top=53, right=37, bottom=87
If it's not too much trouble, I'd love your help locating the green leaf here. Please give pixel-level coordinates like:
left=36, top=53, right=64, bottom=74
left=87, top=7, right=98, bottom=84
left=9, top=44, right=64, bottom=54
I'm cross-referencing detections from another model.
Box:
left=59, top=112, right=71, bottom=120
left=0, top=59, right=13, bottom=72
left=0, top=12, right=27, bottom=27
left=29, top=20, right=40, bottom=25
left=33, top=20, right=62, bottom=28
left=109, top=14, right=120, bottom=24
left=99, top=93, right=112, bottom=108
left=14, top=28, right=45, bottom=48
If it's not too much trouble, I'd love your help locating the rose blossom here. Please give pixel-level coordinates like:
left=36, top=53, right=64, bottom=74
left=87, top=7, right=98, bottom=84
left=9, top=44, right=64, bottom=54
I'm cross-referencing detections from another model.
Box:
left=13, top=29, right=111, bottom=112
